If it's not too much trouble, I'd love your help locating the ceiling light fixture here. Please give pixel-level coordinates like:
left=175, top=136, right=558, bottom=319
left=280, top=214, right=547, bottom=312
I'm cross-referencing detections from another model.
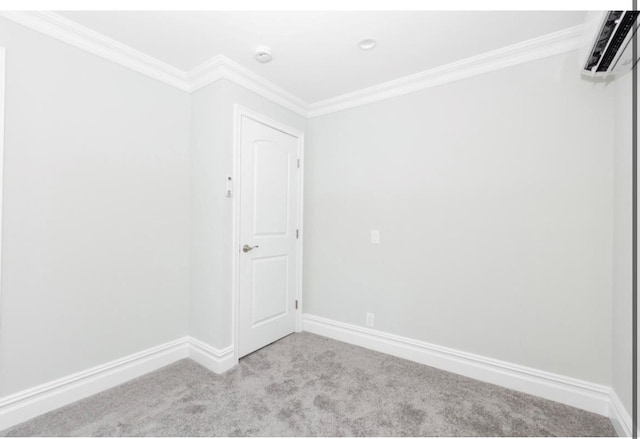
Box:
left=255, top=46, right=273, bottom=63
left=358, top=38, right=377, bottom=50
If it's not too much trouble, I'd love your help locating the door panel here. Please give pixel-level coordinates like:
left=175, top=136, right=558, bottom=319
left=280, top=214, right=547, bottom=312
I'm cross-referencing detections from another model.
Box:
left=251, top=255, right=288, bottom=326
left=238, top=115, right=299, bottom=358
left=253, top=141, right=291, bottom=236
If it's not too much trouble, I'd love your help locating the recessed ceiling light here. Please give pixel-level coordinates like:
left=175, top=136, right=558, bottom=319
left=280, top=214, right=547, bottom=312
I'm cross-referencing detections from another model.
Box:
left=358, top=38, right=377, bottom=50
left=255, top=46, right=273, bottom=63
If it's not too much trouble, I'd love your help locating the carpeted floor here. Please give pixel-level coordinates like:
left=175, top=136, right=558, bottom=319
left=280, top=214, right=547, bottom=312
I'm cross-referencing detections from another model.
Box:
left=1, top=332, right=617, bottom=437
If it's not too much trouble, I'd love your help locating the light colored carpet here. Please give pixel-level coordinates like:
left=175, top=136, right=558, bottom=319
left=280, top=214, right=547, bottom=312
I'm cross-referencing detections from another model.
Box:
left=1, top=332, right=617, bottom=436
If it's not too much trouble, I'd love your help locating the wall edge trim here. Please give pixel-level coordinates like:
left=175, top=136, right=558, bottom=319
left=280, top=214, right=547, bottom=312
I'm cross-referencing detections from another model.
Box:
left=0, top=11, right=191, bottom=91
left=0, top=337, right=189, bottom=431
left=306, top=25, right=584, bottom=117
left=187, top=337, right=236, bottom=375
left=0, top=337, right=238, bottom=431
left=610, top=389, right=633, bottom=437
left=302, top=313, right=612, bottom=417
left=0, top=12, right=583, bottom=118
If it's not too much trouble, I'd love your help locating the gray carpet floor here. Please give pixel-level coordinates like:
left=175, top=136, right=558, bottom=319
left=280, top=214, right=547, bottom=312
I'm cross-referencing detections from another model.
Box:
left=1, top=332, right=617, bottom=436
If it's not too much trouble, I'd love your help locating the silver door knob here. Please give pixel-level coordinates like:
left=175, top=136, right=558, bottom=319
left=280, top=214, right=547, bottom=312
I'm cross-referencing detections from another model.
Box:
left=242, top=244, right=259, bottom=253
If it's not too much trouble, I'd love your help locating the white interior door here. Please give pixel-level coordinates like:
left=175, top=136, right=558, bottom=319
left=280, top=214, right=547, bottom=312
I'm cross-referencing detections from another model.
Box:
left=238, top=114, right=300, bottom=358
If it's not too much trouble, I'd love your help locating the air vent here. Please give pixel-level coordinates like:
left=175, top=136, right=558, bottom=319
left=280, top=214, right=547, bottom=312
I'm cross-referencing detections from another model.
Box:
left=581, top=11, right=640, bottom=77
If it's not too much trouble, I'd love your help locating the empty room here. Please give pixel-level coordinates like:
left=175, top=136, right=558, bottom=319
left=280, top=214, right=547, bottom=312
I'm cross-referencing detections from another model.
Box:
left=0, top=0, right=637, bottom=436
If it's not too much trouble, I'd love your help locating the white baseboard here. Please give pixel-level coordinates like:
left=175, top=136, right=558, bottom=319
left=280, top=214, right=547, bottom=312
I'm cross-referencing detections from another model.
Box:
left=0, top=336, right=237, bottom=431
left=303, top=314, right=612, bottom=417
left=187, top=337, right=236, bottom=374
left=0, top=323, right=628, bottom=434
left=609, top=389, right=633, bottom=437
left=0, top=337, right=189, bottom=431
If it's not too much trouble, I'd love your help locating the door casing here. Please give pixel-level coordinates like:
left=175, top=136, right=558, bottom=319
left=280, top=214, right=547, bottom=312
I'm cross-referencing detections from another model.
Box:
left=231, top=105, right=304, bottom=364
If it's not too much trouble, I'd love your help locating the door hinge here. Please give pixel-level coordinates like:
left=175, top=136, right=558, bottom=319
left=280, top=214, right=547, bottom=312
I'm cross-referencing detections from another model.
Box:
left=295, top=300, right=299, bottom=310
left=297, top=158, right=300, bottom=168
left=296, top=229, right=299, bottom=239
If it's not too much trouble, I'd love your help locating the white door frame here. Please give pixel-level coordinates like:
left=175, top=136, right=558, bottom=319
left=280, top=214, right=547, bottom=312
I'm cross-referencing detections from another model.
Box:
left=231, top=105, right=304, bottom=364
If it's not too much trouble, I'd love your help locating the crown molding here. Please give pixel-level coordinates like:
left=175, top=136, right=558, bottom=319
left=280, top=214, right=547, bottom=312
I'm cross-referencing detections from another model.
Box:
left=0, top=11, right=191, bottom=91
left=187, top=55, right=308, bottom=117
left=0, top=11, right=307, bottom=115
left=307, top=25, right=584, bottom=118
left=0, top=11, right=583, bottom=120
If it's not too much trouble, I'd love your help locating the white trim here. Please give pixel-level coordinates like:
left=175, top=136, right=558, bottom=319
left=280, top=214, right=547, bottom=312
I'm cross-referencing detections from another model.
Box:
left=307, top=25, right=584, bottom=118
left=231, top=104, right=241, bottom=365
left=0, top=11, right=190, bottom=91
left=0, top=336, right=238, bottom=431
left=187, top=337, right=235, bottom=374
left=0, top=330, right=628, bottom=434
left=294, top=132, right=305, bottom=334
left=0, top=338, right=189, bottom=431
left=232, top=105, right=304, bottom=362
left=303, top=314, right=612, bottom=417
left=0, top=11, right=584, bottom=118
left=187, top=55, right=308, bottom=117
left=0, top=329, right=628, bottom=434
left=0, top=12, right=306, bottom=115
left=609, top=389, right=633, bottom=437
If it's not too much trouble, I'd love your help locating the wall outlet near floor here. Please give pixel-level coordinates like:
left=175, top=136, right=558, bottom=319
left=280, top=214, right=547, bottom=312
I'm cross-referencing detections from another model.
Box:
left=366, top=312, right=375, bottom=327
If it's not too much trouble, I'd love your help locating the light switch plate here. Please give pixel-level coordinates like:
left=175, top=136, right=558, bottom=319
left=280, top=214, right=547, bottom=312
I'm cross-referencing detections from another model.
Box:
left=371, top=230, right=380, bottom=244
left=366, top=312, right=375, bottom=327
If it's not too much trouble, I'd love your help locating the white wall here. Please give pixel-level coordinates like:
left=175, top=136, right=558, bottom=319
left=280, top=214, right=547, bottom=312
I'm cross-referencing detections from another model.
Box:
left=190, top=80, right=226, bottom=348
left=190, top=79, right=305, bottom=349
left=0, top=18, right=191, bottom=396
left=304, top=51, right=615, bottom=385
left=0, top=13, right=627, bottom=416
left=612, top=71, right=633, bottom=422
